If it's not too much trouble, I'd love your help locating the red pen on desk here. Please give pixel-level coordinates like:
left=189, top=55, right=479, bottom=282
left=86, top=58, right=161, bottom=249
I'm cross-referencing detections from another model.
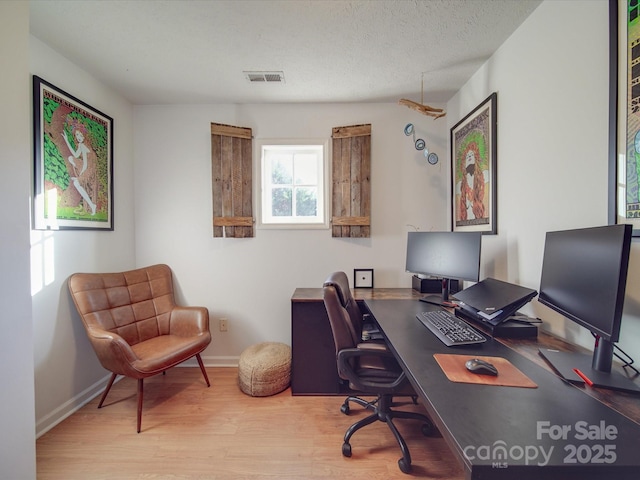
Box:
left=573, top=368, right=594, bottom=386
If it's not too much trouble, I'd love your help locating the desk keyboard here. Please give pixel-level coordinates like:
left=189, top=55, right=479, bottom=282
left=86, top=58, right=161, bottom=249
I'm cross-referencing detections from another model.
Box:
left=416, top=310, right=487, bottom=347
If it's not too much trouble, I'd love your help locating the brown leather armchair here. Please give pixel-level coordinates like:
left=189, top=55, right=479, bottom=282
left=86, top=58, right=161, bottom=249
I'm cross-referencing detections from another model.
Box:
left=68, top=264, right=211, bottom=432
left=323, top=271, right=433, bottom=474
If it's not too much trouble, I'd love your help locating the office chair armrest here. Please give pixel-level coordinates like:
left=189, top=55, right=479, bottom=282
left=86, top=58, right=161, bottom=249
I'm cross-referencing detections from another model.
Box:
left=338, top=347, right=406, bottom=392
left=356, top=342, right=389, bottom=352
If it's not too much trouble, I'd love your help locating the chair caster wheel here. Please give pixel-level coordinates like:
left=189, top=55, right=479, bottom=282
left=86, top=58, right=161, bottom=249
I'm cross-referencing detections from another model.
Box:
left=340, top=403, right=350, bottom=415
left=342, top=442, right=352, bottom=457
left=398, top=457, right=412, bottom=474
left=422, top=422, right=435, bottom=436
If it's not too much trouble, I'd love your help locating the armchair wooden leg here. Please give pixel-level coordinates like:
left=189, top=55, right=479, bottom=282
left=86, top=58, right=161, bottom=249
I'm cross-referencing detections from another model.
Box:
left=137, top=379, right=143, bottom=433
left=195, top=353, right=210, bottom=387
left=98, top=373, right=117, bottom=409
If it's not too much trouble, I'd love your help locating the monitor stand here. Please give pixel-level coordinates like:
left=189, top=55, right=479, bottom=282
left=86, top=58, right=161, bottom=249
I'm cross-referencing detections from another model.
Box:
left=418, top=278, right=457, bottom=308
left=419, top=294, right=457, bottom=308
left=539, top=348, right=640, bottom=394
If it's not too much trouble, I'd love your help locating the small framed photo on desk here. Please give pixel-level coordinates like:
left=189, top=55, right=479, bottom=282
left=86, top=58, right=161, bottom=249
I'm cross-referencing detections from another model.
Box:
left=354, top=269, right=374, bottom=288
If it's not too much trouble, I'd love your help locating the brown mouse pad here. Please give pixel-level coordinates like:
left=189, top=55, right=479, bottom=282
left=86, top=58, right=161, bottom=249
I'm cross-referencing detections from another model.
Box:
left=433, top=354, right=537, bottom=388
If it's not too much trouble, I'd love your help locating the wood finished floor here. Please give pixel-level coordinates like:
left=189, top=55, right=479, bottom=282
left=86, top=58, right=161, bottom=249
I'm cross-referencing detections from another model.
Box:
left=36, top=367, right=464, bottom=480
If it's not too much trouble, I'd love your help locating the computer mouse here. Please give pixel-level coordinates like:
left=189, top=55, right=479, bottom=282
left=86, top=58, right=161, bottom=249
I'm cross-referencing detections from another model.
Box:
left=465, top=358, right=498, bottom=376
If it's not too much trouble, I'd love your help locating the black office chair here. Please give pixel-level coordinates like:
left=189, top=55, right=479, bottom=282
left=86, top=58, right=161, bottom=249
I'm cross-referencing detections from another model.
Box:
left=323, top=271, right=434, bottom=474
left=323, top=271, right=381, bottom=415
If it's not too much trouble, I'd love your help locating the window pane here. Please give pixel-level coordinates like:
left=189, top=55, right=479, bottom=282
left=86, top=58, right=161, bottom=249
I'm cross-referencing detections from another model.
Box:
left=295, top=187, right=317, bottom=216
left=294, top=154, right=318, bottom=185
left=272, top=187, right=292, bottom=216
left=259, top=140, right=327, bottom=228
left=271, top=155, right=292, bottom=185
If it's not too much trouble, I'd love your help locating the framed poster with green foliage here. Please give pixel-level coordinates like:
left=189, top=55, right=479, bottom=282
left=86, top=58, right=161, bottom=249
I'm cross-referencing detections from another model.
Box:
left=33, top=76, right=113, bottom=230
left=450, top=92, right=497, bottom=234
left=612, top=0, right=640, bottom=236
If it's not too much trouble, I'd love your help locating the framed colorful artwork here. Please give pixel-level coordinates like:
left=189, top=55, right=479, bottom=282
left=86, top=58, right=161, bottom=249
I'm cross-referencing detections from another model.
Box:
left=450, top=92, right=497, bottom=234
left=611, top=0, right=640, bottom=236
left=33, top=76, right=113, bottom=230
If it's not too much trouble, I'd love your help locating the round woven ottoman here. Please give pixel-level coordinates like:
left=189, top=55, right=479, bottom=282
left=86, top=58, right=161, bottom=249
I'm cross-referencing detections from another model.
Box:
left=238, top=342, right=292, bottom=396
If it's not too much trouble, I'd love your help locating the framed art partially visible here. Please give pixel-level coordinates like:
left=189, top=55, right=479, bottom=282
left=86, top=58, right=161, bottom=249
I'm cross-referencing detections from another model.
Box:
left=612, top=0, right=640, bottom=236
left=33, top=76, right=113, bottom=230
left=450, top=92, right=497, bottom=234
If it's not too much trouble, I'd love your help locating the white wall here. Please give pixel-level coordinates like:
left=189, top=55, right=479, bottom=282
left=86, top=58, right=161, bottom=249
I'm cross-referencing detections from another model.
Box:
left=449, top=0, right=640, bottom=362
left=133, top=103, right=448, bottom=360
left=29, top=37, right=137, bottom=436
left=0, top=2, right=36, bottom=478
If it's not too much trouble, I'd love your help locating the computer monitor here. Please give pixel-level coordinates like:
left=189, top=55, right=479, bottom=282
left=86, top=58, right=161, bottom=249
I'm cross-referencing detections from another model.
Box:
left=538, top=224, right=639, bottom=393
left=405, top=231, right=482, bottom=306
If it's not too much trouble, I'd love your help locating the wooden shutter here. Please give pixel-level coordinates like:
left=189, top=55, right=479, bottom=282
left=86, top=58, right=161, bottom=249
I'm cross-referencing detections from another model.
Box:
left=211, top=123, right=253, bottom=238
left=331, top=124, right=371, bottom=237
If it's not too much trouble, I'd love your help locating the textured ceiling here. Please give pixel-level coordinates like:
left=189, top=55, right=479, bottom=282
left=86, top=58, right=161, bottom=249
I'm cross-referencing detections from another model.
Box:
left=29, top=0, right=541, bottom=105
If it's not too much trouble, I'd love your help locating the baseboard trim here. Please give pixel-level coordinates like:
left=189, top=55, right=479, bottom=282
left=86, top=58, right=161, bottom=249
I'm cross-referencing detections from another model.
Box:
left=182, top=354, right=239, bottom=368
left=35, top=356, right=240, bottom=438
left=35, top=372, right=120, bottom=439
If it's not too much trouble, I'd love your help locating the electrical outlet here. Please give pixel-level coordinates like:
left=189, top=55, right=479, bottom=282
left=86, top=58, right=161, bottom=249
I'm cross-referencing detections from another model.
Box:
left=219, top=318, right=228, bottom=332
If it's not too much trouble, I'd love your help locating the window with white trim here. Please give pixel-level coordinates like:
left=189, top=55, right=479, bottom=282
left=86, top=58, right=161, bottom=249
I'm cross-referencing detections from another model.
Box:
left=258, top=139, right=328, bottom=228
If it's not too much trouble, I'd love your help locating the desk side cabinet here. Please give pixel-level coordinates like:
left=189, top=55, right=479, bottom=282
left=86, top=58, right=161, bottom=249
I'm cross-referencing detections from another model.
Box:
left=290, top=287, right=421, bottom=395
left=290, top=290, right=342, bottom=395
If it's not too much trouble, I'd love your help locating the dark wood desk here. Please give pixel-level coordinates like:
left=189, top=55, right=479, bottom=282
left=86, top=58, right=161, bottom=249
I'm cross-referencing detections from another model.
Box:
left=365, top=298, right=640, bottom=480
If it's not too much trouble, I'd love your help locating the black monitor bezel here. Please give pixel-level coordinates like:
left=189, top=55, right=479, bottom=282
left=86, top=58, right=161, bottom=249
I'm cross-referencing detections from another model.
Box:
left=538, top=224, right=632, bottom=344
left=405, top=231, right=482, bottom=283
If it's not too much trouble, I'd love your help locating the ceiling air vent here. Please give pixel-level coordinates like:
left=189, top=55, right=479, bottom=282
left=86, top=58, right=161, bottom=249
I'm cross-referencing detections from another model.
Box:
left=244, top=71, right=285, bottom=83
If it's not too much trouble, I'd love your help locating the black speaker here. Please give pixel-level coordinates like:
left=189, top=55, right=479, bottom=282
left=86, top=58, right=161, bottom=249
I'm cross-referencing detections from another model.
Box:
left=412, top=275, right=460, bottom=294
